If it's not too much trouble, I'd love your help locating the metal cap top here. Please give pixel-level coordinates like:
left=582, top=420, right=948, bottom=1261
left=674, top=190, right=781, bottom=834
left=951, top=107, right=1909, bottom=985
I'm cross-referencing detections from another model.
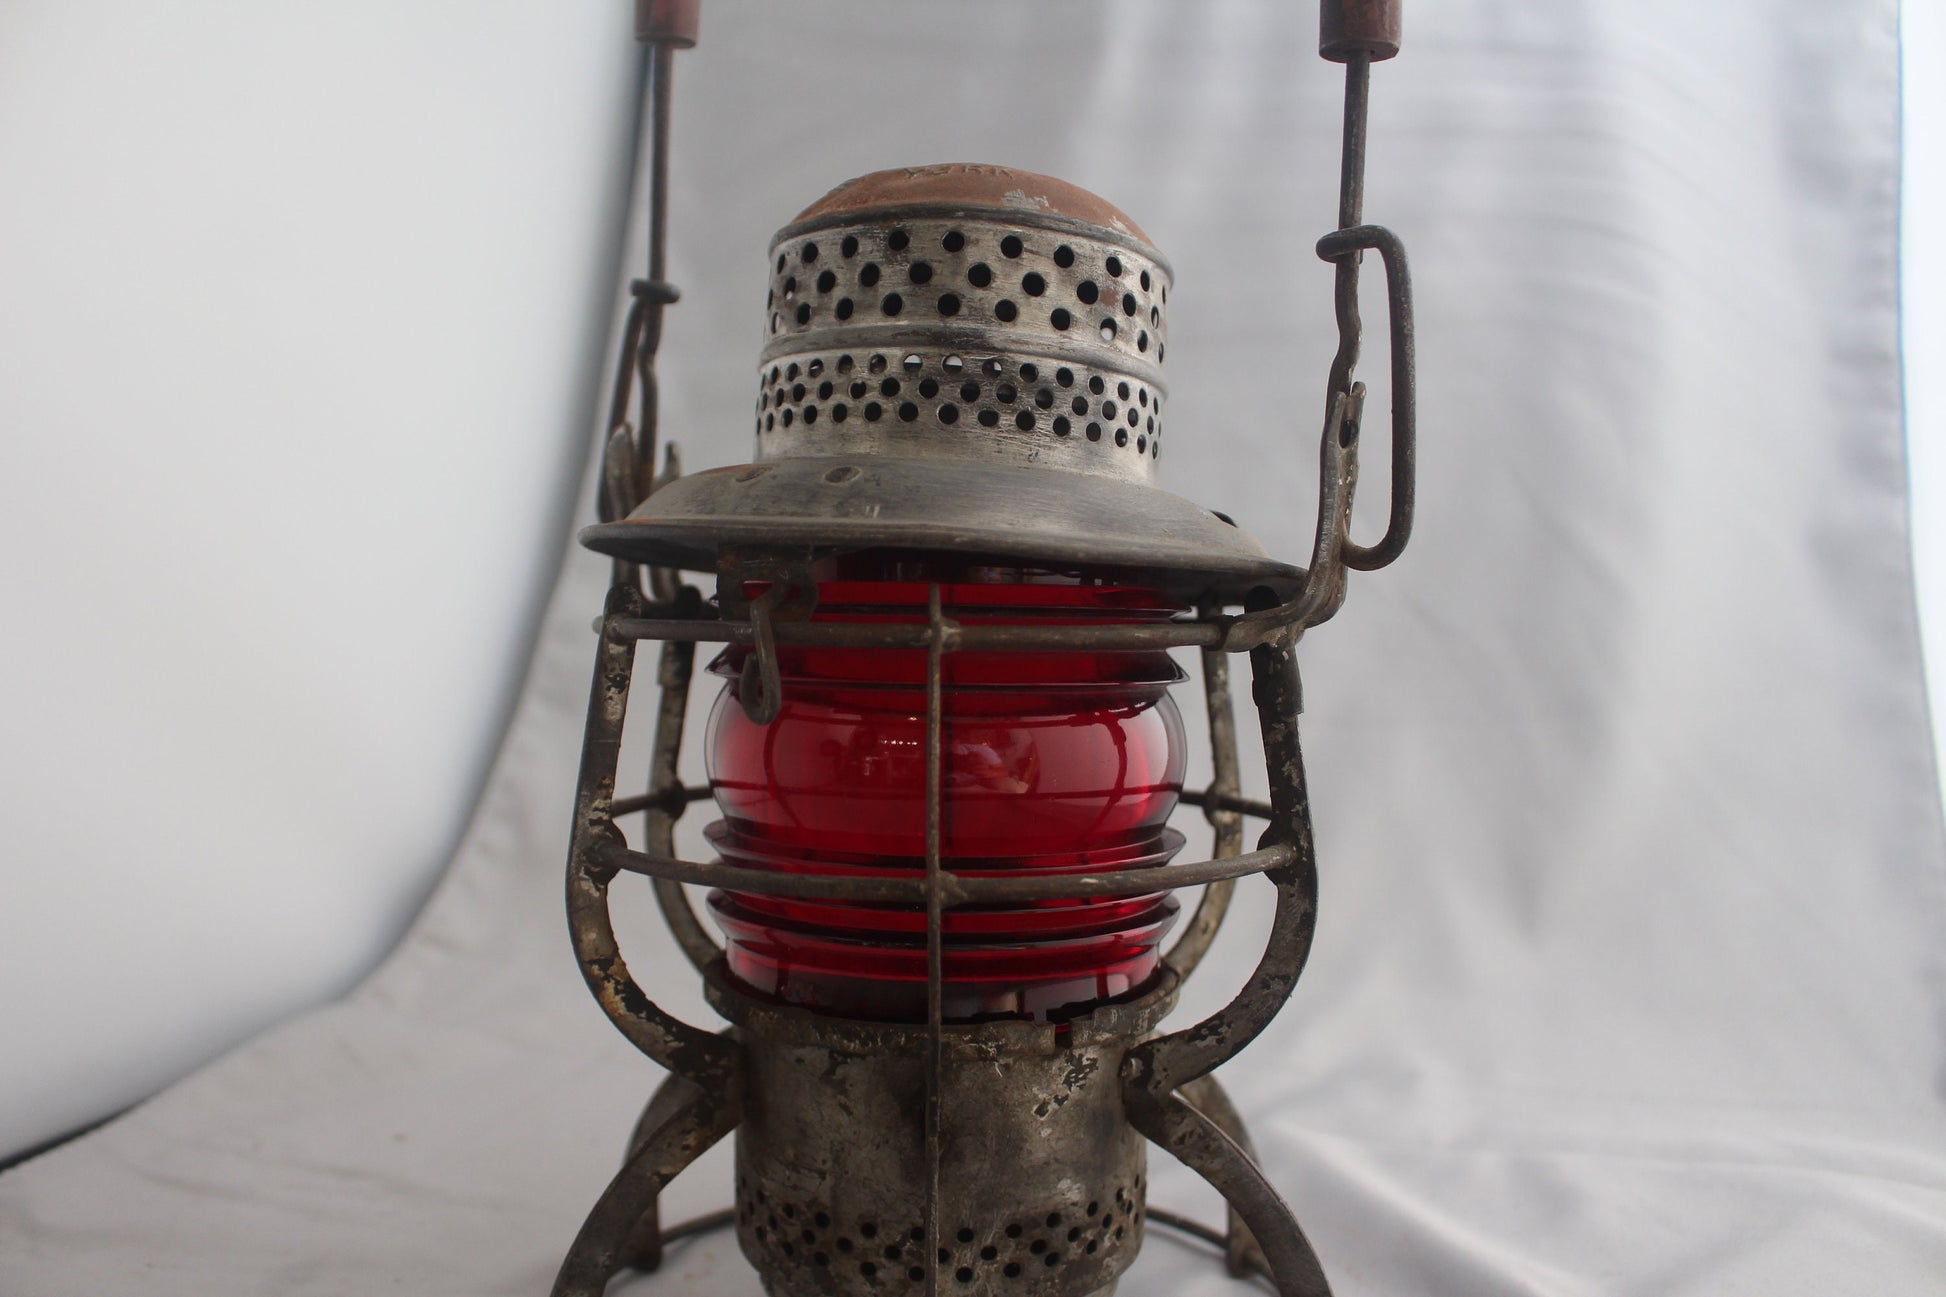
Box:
left=582, top=165, right=1300, bottom=601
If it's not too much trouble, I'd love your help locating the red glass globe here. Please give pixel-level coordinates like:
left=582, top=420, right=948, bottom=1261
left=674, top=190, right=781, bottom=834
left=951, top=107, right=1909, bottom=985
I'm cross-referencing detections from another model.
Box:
left=706, top=562, right=1187, bottom=1022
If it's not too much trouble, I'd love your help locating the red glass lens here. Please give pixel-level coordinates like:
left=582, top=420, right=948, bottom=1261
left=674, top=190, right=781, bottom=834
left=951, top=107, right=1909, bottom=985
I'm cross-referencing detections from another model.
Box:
left=705, top=567, right=1187, bottom=1022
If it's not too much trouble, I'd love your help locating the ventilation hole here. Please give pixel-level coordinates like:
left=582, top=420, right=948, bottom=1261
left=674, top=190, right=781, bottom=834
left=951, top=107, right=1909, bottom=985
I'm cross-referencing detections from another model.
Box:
left=1151, top=305, right=1161, bottom=325
left=860, top=263, right=881, bottom=288
left=860, top=1262, right=877, bottom=1278
left=769, top=313, right=780, bottom=332
left=1045, top=1253, right=1062, bottom=1268
left=1050, top=307, right=1071, bottom=330
left=861, top=1224, right=878, bottom=1240
left=968, top=263, right=993, bottom=288
left=754, top=1225, right=767, bottom=1240
left=1054, top=244, right=1076, bottom=268
left=781, top=1243, right=795, bottom=1257
left=881, top=293, right=903, bottom=316
left=1071, top=395, right=1088, bottom=415
left=816, top=270, right=837, bottom=293
left=959, top=380, right=980, bottom=401
left=918, top=378, right=940, bottom=398
left=1136, top=433, right=1146, bottom=451
left=1034, top=389, right=1054, bottom=409
left=884, top=1245, right=902, bottom=1261
left=1102, top=400, right=1117, bottom=419
left=1005, top=1224, right=1023, bottom=1239
left=899, top=402, right=918, bottom=421
left=1000, top=234, right=1024, bottom=257
left=978, top=408, right=999, bottom=427
left=808, top=358, right=824, bottom=376
left=1031, top=1240, right=1048, bottom=1255
left=864, top=401, right=883, bottom=421
left=1114, top=427, right=1127, bottom=447
left=1019, top=363, right=1039, bottom=381
left=1077, top=281, right=1099, bottom=304
left=1100, top=319, right=1117, bottom=342
left=1055, top=367, right=1074, bottom=387
left=992, top=383, right=1015, bottom=403
left=1106, top=255, right=1123, bottom=276
left=850, top=380, right=867, bottom=398
left=943, top=230, right=965, bottom=252
left=980, top=1245, right=998, bottom=1261
left=908, top=1267, right=925, bottom=1283
left=775, top=253, right=787, bottom=273
left=1015, top=409, right=1035, bottom=431
left=983, top=357, right=1003, bottom=376
left=1085, top=1240, right=1098, bottom=1254
left=802, top=1228, right=816, bottom=1244
left=939, top=403, right=959, bottom=423
left=1087, top=422, right=1102, bottom=441
left=1004, top=1263, right=1023, bottom=1279
left=835, top=297, right=854, bottom=319
left=1128, top=407, right=1140, bottom=427
left=944, top=354, right=964, bottom=373
left=1138, top=331, right=1150, bottom=352
left=1137, top=388, right=1148, bottom=407
left=939, top=292, right=962, bottom=316
left=1146, top=415, right=1154, bottom=431
left=787, top=363, right=801, bottom=380
left=1022, top=272, right=1046, bottom=296
left=1116, top=382, right=1130, bottom=400
left=834, top=404, right=849, bottom=422
left=801, top=243, right=818, bottom=263
left=910, top=1227, right=926, bottom=1243
left=902, top=353, right=923, bottom=371
left=1053, top=415, right=1070, bottom=435
left=803, top=405, right=817, bottom=424
left=768, top=366, right=781, bottom=383
left=841, top=234, right=859, bottom=258
left=765, top=413, right=774, bottom=430
left=869, top=354, right=888, bottom=373
left=815, top=1251, right=830, bottom=1267
left=908, top=261, right=933, bottom=284
left=1068, top=1227, right=1082, bottom=1242
left=818, top=380, right=834, bottom=399
left=888, top=229, right=910, bottom=251
left=837, top=1238, right=854, bottom=1253
left=837, top=353, right=854, bottom=372
left=790, top=383, right=806, bottom=401
left=1115, top=1226, right=1125, bottom=1240
left=956, top=1267, right=975, bottom=1283
left=782, top=275, right=797, bottom=299
left=995, top=300, right=1018, bottom=322
left=938, top=1249, right=951, bottom=1264
left=880, top=377, right=900, bottom=397
left=1158, top=342, right=1165, bottom=361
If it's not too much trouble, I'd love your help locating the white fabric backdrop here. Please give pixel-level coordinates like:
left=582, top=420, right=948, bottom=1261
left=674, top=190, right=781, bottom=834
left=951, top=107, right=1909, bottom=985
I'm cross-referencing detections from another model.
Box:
left=5, top=1, right=1943, bottom=1293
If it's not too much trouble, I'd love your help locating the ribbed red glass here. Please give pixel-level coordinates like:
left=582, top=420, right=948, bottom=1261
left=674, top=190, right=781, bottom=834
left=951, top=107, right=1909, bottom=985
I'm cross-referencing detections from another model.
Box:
left=704, top=562, right=1188, bottom=1022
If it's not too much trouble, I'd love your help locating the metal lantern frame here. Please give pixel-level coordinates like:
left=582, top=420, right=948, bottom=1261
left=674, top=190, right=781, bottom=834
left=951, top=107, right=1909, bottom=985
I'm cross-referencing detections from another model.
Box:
left=550, top=4, right=1416, bottom=1296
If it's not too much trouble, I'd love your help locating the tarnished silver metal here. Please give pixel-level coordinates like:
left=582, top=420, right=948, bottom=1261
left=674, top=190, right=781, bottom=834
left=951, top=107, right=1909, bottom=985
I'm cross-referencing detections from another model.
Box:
left=712, top=969, right=1170, bottom=1297
left=580, top=164, right=1301, bottom=604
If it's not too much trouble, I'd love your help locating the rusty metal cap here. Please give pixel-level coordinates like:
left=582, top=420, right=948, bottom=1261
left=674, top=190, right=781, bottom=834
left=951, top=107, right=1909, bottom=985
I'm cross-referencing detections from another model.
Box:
left=581, top=165, right=1300, bottom=600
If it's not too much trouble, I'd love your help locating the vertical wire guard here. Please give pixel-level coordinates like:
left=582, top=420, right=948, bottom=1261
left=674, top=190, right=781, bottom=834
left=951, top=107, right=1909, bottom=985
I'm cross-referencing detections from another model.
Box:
left=923, top=585, right=947, bottom=1297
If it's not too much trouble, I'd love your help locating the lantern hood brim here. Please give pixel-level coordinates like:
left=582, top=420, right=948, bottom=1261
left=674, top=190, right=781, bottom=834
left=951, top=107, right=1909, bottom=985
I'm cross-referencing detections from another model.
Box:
left=579, top=456, right=1302, bottom=602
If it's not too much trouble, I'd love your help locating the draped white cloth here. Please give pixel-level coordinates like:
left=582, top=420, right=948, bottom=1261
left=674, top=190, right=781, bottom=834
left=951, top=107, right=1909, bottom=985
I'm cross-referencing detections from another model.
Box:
left=5, top=2, right=1941, bottom=1293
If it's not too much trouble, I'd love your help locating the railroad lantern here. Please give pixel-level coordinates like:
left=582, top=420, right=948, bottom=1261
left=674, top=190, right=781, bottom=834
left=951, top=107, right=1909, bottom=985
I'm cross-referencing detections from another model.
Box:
left=549, top=3, right=1416, bottom=1296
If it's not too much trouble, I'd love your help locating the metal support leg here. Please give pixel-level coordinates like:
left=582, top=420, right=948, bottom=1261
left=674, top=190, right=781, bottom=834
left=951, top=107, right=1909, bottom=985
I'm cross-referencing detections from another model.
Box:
left=612, top=1072, right=709, bottom=1272
left=551, top=1078, right=741, bottom=1297
left=1128, top=1088, right=1332, bottom=1297
left=1179, top=1074, right=1273, bottom=1280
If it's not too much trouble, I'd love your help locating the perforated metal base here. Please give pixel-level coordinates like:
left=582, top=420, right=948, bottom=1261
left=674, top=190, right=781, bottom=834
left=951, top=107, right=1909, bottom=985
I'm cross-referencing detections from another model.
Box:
left=735, top=1032, right=1147, bottom=1297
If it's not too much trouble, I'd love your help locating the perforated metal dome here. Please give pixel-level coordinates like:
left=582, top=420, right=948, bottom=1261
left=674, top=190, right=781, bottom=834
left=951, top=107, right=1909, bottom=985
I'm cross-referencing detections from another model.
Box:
left=580, top=164, right=1301, bottom=601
